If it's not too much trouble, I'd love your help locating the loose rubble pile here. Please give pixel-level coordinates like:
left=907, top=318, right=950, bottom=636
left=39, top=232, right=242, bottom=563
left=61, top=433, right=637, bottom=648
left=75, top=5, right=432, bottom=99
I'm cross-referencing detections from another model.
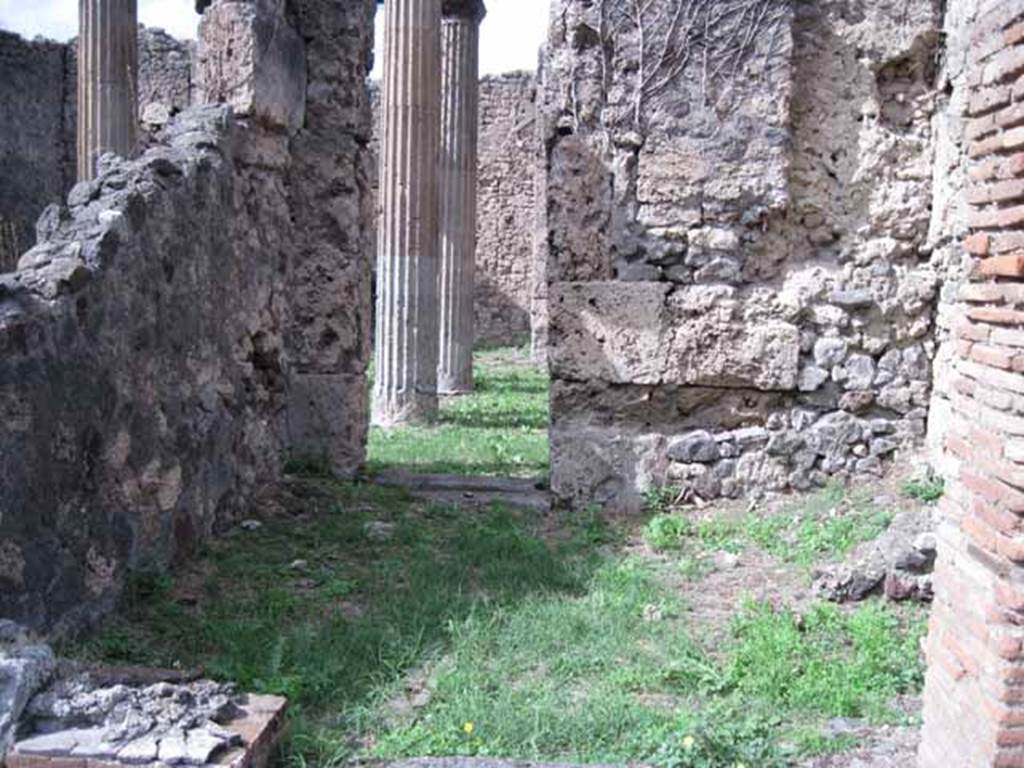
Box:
left=0, top=621, right=56, bottom=757
left=14, top=676, right=244, bottom=765
left=814, top=508, right=938, bottom=603
left=0, top=620, right=284, bottom=768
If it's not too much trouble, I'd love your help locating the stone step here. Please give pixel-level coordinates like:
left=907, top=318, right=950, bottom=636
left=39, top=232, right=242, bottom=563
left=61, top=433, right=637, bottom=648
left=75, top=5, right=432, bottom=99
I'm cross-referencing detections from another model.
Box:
left=372, top=471, right=551, bottom=513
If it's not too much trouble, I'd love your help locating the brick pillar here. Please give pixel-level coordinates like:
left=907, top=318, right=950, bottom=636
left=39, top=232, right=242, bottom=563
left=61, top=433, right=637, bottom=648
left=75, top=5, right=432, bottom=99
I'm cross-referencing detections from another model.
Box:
left=919, top=8, right=1024, bottom=767
left=437, top=0, right=484, bottom=394
left=77, top=0, right=138, bottom=181
left=373, top=0, right=443, bottom=426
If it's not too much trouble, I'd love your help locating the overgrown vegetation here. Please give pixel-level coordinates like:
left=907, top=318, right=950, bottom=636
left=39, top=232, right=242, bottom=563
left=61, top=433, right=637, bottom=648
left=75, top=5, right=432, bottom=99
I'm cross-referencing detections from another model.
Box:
left=69, top=478, right=926, bottom=768
left=366, top=347, right=549, bottom=478
left=902, top=477, right=944, bottom=503
left=643, top=482, right=893, bottom=568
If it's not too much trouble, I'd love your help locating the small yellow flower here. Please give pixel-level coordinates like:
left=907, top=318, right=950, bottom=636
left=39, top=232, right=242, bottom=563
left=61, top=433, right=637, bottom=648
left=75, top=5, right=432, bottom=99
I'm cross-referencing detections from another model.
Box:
left=682, top=735, right=695, bottom=751
left=463, top=722, right=475, bottom=735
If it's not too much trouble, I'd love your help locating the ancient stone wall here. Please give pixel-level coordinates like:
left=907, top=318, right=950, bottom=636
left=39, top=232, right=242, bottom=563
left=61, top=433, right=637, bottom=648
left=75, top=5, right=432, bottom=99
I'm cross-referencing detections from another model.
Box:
left=370, top=73, right=540, bottom=349
left=543, top=0, right=946, bottom=511
left=0, top=0, right=375, bottom=632
left=918, top=2, right=1024, bottom=763
left=0, top=32, right=72, bottom=273
left=475, top=73, right=538, bottom=347
left=0, top=27, right=195, bottom=272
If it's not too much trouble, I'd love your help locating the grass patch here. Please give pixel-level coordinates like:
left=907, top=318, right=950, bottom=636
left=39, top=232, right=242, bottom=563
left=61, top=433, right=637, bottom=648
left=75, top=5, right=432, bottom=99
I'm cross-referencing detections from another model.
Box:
left=725, top=600, right=926, bottom=723
left=67, top=480, right=924, bottom=768
left=366, top=347, right=549, bottom=478
left=67, top=483, right=590, bottom=766
left=902, top=477, right=944, bottom=503
left=644, top=482, right=893, bottom=568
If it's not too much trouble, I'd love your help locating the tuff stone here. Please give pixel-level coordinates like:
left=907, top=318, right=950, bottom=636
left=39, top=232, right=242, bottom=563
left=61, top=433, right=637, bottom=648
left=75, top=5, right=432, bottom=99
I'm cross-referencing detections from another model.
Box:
left=667, top=431, right=720, bottom=463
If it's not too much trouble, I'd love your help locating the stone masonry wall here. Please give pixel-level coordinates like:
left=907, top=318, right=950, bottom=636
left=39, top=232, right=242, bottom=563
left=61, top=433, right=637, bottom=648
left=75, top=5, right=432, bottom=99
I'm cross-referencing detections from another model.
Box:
left=0, top=0, right=376, bottom=633
left=0, top=26, right=195, bottom=272
left=919, top=2, right=1024, bottom=764
left=370, top=73, right=540, bottom=349
left=0, top=32, right=72, bottom=273
left=543, top=0, right=945, bottom=512
left=475, top=73, right=538, bottom=347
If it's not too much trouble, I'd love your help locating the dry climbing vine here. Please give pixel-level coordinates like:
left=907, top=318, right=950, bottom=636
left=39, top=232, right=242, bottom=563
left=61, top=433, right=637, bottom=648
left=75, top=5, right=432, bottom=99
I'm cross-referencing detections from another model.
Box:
left=597, top=0, right=790, bottom=129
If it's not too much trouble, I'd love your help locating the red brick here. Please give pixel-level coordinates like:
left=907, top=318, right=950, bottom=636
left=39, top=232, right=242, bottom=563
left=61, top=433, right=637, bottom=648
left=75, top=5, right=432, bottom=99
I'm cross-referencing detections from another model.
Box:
left=995, top=232, right=1024, bottom=254
left=967, top=204, right=1024, bottom=230
left=974, top=133, right=1010, bottom=159
left=1010, top=154, right=1024, bottom=178
left=997, top=635, right=1024, bottom=661
left=935, top=641, right=969, bottom=681
left=966, top=511, right=1001, bottom=551
left=986, top=698, right=1024, bottom=730
left=998, top=534, right=1024, bottom=563
left=973, top=344, right=1017, bottom=369
left=960, top=320, right=993, bottom=342
left=955, top=374, right=978, bottom=396
left=1003, top=480, right=1024, bottom=514
left=973, top=425, right=1009, bottom=456
left=995, top=328, right=1024, bottom=348
left=947, top=433, right=972, bottom=458
left=972, top=84, right=1015, bottom=116
left=960, top=339, right=977, bottom=359
left=4, top=756, right=57, bottom=768
left=999, top=102, right=1024, bottom=131
left=1002, top=206, right=1024, bottom=228
left=972, top=113, right=1000, bottom=141
left=947, top=630, right=983, bottom=675
left=978, top=254, right=1024, bottom=278
left=966, top=471, right=1024, bottom=512
left=968, top=232, right=994, bottom=256
left=1007, top=128, right=1024, bottom=152
left=996, top=725, right=1024, bottom=747
left=997, top=580, right=1024, bottom=612
left=995, top=180, right=1024, bottom=204
left=961, top=282, right=1010, bottom=302
left=970, top=307, right=1024, bottom=326
left=973, top=157, right=1005, bottom=182
left=986, top=47, right=1024, bottom=86
left=975, top=496, right=1021, bottom=534
left=1008, top=22, right=1024, bottom=48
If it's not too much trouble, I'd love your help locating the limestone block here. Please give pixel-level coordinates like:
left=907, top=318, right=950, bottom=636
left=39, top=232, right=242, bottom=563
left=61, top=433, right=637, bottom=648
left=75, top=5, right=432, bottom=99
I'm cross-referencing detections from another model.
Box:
left=198, top=0, right=306, bottom=134
left=549, top=281, right=800, bottom=391
left=550, top=426, right=667, bottom=513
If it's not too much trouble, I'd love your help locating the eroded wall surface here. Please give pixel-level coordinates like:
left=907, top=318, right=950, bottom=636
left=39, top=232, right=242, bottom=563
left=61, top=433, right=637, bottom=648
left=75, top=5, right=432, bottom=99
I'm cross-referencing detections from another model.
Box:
left=475, top=73, right=538, bottom=347
left=0, top=26, right=195, bottom=272
left=0, top=32, right=72, bottom=272
left=0, top=0, right=375, bottom=632
left=543, top=0, right=946, bottom=511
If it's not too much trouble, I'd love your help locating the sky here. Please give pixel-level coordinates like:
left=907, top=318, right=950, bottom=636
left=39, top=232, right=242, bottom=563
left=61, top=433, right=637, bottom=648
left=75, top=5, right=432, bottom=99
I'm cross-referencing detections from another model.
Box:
left=0, top=0, right=550, bottom=75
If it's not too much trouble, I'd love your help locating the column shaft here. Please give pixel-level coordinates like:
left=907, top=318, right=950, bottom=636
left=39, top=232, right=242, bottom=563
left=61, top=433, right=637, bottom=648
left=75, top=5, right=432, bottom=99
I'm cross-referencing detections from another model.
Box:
left=373, top=0, right=443, bottom=426
left=437, top=13, right=481, bottom=394
left=77, top=0, right=138, bottom=182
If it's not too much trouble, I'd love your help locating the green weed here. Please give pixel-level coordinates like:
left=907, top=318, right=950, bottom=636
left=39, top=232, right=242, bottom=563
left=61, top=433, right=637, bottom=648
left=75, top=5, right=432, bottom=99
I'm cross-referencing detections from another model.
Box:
left=902, top=478, right=944, bottom=503
left=725, top=600, right=927, bottom=722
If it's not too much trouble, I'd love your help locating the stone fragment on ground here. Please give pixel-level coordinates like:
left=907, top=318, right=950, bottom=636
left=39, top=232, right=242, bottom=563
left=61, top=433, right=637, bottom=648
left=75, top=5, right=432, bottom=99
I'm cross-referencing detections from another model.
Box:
left=373, top=471, right=551, bottom=513
left=0, top=621, right=57, bottom=757
left=3, top=649, right=287, bottom=768
left=812, top=508, right=937, bottom=603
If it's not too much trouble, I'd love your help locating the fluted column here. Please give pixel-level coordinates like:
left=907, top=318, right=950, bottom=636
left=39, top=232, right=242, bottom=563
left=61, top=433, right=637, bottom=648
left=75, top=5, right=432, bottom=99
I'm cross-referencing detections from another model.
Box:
left=373, top=0, right=443, bottom=426
left=77, top=0, right=138, bottom=182
left=437, top=1, right=484, bottom=394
